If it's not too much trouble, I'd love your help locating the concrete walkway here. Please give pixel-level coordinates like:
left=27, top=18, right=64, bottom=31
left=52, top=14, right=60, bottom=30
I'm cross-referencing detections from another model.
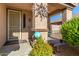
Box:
left=0, top=42, right=32, bottom=56
left=0, top=37, right=79, bottom=56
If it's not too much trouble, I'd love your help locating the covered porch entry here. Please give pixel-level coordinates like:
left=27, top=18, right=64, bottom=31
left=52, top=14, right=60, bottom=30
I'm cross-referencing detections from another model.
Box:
left=3, top=3, right=73, bottom=45
left=0, top=3, right=74, bottom=55
left=6, top=3, right=32, bottom=44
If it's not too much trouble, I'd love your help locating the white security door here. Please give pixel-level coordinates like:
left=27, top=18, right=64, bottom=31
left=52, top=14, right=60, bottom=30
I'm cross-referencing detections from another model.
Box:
left=8, top=10, right=21, bottom=41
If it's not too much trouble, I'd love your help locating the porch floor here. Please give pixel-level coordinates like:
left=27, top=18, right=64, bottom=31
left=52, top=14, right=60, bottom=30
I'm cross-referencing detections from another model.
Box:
left=0, top=41, right=32, bottom=56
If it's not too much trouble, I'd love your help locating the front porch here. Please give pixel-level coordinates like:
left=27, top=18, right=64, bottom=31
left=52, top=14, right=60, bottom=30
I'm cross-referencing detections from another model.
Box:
left=0, top=3, right=77, bottom=56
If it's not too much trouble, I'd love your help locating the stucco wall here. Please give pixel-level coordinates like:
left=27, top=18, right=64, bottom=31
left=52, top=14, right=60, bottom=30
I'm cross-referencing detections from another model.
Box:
left=0, top=4, right=6, bottom=48
left=62, top=8, right=72, bottom=22
left=34, top=16, right=47, bottom=29
left=21, top=10, right=32, bottom=41
left=41, top=32, right=48, bottom=41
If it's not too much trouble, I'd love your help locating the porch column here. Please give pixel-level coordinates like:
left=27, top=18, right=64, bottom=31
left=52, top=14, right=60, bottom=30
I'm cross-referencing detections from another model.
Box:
left=62, top=8, right=72, bottom=23
left=0, top=4, right=6, bottom=48
left=32, top=3, right=48, bottom=41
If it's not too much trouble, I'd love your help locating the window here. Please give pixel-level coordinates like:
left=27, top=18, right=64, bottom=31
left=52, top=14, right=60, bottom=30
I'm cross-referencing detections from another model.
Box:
left=23, top=14, right=26, bottom=28
left=50, top=12, right=62, bottom=23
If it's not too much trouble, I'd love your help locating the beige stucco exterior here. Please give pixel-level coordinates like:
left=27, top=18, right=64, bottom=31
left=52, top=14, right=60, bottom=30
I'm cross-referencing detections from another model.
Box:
left=21, top=10, right=32, bottom=41
left=62, top=8, right=72, bottom=22
left=0, top=4, right=6, bottom=48
left=41, top=32, right=48, bottom=41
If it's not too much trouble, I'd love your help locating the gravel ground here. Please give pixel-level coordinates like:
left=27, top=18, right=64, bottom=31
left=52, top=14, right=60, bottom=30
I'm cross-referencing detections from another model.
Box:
left=54, top=45, right=79, bottom=56
left=48, top=37, right=79, bottom=56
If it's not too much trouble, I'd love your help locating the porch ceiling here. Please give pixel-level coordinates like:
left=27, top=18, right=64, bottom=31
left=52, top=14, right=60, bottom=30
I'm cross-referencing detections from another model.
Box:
left=5, top=3, right=33, bottom=11
left=5, top=3, right=66, bottom=13
left=48, top=3, right=66, bottom=14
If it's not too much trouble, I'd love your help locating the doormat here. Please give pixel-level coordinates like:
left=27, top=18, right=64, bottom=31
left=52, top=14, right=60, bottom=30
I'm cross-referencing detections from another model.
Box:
left=4, top=40, right=27, bottom=46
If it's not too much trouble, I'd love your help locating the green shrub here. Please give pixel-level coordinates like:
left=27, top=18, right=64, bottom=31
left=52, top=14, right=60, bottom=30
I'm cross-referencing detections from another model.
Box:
left=61, top=17, right=79, bottom=46
left=29, top=37, right=53, bottom=56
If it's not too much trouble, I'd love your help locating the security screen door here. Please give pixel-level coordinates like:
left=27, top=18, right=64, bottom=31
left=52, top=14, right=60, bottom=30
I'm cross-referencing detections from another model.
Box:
left=8, top=10, right=21, bottom=41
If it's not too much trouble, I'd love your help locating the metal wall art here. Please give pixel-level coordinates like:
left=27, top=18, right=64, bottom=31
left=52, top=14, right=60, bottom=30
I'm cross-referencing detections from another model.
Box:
left=33, top=3, right=48, bottom=21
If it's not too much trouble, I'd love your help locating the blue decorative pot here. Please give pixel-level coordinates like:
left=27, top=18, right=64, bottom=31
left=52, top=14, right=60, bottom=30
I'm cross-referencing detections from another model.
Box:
left=34, top=32, right=41, bottom=39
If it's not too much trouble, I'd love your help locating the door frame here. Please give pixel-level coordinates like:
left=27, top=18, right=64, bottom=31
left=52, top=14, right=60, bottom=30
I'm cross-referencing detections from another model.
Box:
left=7, top=9, right=22, bottom=42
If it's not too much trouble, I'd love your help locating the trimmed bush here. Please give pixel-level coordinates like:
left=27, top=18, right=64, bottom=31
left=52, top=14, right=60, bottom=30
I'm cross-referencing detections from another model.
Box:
left=29, top=37, right=53, bottom=56
left=61, top=17, right=79, bottom=46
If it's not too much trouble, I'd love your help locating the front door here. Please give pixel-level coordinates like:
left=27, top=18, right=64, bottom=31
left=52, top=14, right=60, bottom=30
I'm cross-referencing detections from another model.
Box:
left=7, top=10, right=21, bottom=42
